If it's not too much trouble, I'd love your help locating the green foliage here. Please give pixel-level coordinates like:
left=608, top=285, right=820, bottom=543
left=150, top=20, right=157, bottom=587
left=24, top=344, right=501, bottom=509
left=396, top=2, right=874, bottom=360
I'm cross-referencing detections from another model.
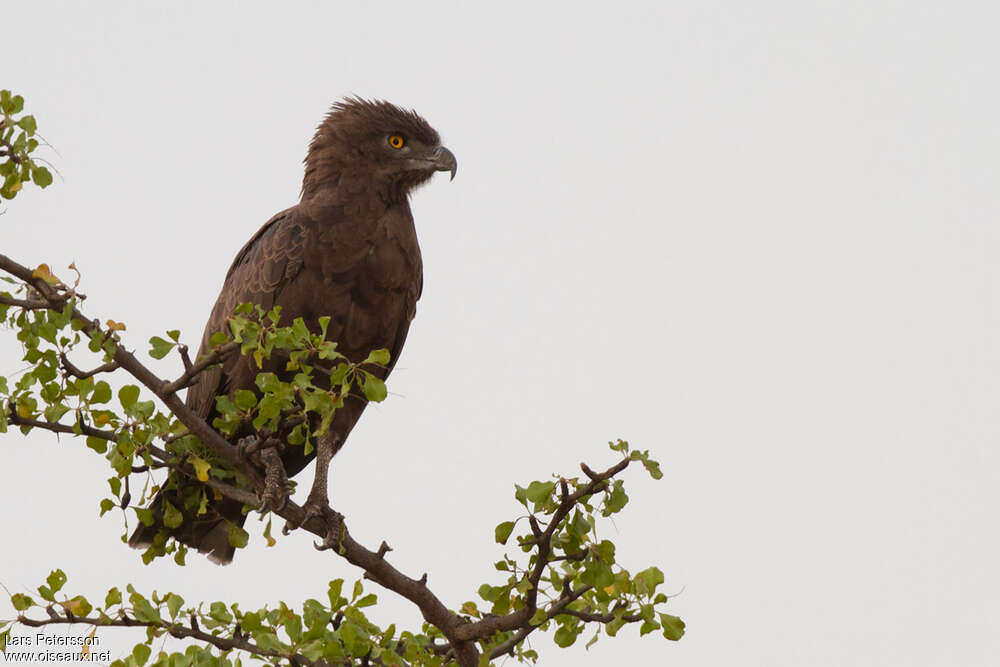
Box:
left=6, top=573, right=453, bottom=666
left=0, top=283, right=394, bottom=563
left=476, top=440, right=684, bottom=654
left=0, top=90, right=52, bottom=200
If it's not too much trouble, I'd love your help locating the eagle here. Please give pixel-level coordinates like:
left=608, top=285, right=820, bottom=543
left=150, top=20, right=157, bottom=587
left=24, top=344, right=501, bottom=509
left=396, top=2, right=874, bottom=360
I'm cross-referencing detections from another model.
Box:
left=129, top=98, right=456, bottom=563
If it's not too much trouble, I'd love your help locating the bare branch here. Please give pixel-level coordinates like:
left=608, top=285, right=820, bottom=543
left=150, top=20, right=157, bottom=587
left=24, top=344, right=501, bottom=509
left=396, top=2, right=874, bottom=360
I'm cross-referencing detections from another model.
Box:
left=7, top=408, right=115, bottom=441
left=0, top=294, right=48, bottom=309
left=161, top=341, right=239, bottom=396
left=60, top=352, right=119, bottom=379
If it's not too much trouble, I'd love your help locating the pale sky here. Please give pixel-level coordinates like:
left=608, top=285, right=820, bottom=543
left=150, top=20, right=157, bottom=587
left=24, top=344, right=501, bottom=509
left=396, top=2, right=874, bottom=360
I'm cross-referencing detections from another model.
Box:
left=3, top=2, right=999, bottom=666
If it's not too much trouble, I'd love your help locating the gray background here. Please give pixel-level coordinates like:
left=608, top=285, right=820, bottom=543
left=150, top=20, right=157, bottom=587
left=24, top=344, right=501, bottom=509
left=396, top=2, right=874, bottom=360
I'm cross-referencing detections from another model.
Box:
left=3, top=2, right=998, bottom=665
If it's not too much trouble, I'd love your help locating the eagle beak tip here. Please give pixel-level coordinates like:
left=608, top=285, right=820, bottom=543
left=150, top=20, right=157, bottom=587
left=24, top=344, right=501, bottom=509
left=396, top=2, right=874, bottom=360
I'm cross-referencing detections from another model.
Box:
left=436, top=146, right=457, bottom=182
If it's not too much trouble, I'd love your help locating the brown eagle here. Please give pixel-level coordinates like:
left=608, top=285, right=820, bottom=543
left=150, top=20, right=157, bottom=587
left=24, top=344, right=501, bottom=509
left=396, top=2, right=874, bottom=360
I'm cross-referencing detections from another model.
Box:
left=130, top=98, right=456, bottom=563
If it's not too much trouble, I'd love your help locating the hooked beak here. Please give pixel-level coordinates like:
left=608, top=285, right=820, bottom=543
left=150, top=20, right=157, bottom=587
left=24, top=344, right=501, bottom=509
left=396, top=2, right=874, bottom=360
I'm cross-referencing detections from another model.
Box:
left=432, top=146, right=458, bottom=181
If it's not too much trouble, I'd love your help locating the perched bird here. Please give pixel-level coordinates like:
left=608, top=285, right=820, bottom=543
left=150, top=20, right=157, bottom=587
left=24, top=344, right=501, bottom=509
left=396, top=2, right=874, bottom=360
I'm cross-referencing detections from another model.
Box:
left=129, top=98, right=456, bottom=563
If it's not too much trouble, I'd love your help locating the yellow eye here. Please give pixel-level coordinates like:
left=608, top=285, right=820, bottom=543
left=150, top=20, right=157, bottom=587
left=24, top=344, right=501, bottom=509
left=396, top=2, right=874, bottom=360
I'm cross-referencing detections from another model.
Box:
left=388, top=134, right=405, bottom=149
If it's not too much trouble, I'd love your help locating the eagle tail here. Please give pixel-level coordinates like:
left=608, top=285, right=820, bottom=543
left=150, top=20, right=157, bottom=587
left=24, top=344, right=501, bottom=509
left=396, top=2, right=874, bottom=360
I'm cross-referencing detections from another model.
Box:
left=127, top=477, right=246, bottom=565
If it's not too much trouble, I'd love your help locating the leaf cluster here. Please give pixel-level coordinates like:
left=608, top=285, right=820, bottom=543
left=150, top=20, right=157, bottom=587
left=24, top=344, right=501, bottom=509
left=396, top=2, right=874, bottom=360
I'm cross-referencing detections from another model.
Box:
left=0, top=90, right=52, bottom=200
left=469, top=440, right=681, bottom=661
left=3, top=571, right=450, bottom=666
left=203, top=303, right=389, bottom=457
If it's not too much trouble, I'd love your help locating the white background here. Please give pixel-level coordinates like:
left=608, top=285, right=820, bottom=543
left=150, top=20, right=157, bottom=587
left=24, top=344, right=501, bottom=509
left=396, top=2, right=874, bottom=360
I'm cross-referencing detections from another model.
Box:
left=3, top=2, right=999, bottom=665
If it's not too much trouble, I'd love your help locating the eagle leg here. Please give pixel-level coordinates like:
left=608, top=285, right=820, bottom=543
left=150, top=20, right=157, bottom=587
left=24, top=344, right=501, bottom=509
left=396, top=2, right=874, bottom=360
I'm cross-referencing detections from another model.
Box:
left=258, top=446, right=291, bottom=513
left=283, top=432, right=344, bottom=549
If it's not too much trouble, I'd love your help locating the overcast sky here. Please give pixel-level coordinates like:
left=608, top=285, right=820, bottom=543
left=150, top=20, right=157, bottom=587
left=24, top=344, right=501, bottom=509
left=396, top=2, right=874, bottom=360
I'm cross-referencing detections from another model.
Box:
left=3, top=2, right=999, bottom=665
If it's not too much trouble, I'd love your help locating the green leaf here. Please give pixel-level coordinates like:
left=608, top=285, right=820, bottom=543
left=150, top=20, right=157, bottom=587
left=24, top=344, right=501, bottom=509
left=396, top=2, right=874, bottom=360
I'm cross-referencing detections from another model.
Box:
left=148, top=336, right=175, bottom=359
left=581, top=559, right=614, bottom=590
left=494, top=520, right=515, bottom=545
left=162, top=500, right=183, bottom=529
left=284, top=614, right=302, bottom=642
left=659, top=613, right=686, bottom=640
left=99, top=498, right=115, bottom=516
left=254, top=631, right=282, bottom=652
left=234, top=389, right=257, bottom=411
left=86, top=436, right=108, bottom=454
left=118, top=385, right=140, bottom=408
left=524, top=480, right=555, bottom=505
left=209, top=601, right=233, bottom=624
left=132, top=643, right=151, bottom=666
left=46, top=569, right=67, bottom=594
left=166, top=329, right=181, bottom=342
left=609, top=439, right=629, bottom=453
left=14, top=116, right=38, bottom=136
left=603, top=480, right=628, bottom=516
left=634, top=566, right=665, bottom=597
left=10, top=594, right=33, bottom=611
left=129, top=593, right=161, bottom=624
left=255, top=372, right=280, bottom=392
left=15, top=115, right=37, bottom=135
left=105, top=587, right=122, bottom=607
left=554, top=625, right=578, bottom=647
left=568, top=510, right=589, bottom=539
left=355, top=593, right=377, bottom=608
left=340, top=621, right=359, bottom=656
left=228, top=522, right=249, bottom=548
left=328, top=579, right=345, bottom=608
left=91, top=380, right=112, bottom=404
left=360, top=372, right=387, bottom=402
left=43, top=404, right=70, bottom=423
left=595, top=539, right=616, bottom=565
left=31, top=166, right=53, bottom=188
left=62, top=595, right=92, bottom=617
left=214, top=394, right=237, bottom=416
left=363, top=348, right=390, bottom=366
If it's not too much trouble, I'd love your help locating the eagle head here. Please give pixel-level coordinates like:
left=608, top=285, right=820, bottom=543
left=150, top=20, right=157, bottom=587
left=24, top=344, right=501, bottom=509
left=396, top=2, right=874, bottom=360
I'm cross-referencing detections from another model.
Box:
left=301, top=97, right=457, bottom=203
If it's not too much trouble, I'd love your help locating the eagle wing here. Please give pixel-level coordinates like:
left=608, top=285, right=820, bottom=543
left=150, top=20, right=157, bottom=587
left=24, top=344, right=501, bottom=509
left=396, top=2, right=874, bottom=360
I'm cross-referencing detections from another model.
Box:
left=185, top=205, right=313, bottom=421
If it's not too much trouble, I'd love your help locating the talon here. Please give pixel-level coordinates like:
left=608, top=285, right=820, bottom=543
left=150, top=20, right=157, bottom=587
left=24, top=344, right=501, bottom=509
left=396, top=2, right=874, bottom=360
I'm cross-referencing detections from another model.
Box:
left=236, top=435, right=260, bottom=461
left=302, top=504, right=343, bottom=550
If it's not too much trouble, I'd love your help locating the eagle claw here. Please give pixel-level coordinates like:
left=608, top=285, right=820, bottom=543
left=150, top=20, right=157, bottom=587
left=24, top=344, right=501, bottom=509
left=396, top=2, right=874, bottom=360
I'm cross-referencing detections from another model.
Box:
left=283, top=498, right=343, bottom=551
left=311, top=505, right=345, bottom=551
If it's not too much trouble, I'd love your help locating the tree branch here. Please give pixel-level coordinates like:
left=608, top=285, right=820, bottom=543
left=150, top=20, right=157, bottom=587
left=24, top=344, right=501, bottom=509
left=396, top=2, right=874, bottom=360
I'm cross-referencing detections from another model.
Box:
left=0, top=253, right=260, bottom=487
left=15, top=612, right=326, bottom=666
left=454, top=457, right=630, bottom=642
left=161, top=341, right=239, bottom=396
left=1, top=253, right=654, bottom=667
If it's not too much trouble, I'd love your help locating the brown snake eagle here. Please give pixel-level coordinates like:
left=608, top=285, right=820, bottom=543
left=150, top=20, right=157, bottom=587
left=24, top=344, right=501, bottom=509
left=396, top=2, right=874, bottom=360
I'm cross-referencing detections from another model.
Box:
left=130, top=98, right=456, bottom=563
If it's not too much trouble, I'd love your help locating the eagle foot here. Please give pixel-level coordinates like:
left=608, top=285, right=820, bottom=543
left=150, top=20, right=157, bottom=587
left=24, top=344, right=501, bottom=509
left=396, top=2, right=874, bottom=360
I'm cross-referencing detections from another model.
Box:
left=310, top=505, right=345, bottom=552
left=282, top=496, right=343, bottom=550
left=236, top=434, right=263, bottom=462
